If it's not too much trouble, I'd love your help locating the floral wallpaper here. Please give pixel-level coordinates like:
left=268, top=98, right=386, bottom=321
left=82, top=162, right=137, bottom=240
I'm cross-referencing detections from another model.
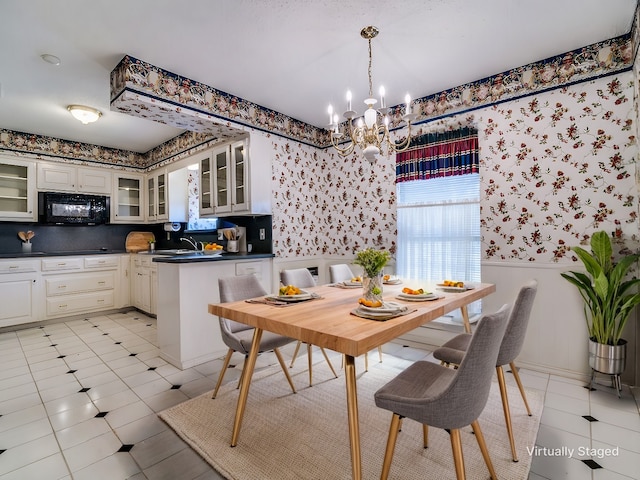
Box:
left=269, top=72, right=638, bottom=263
left=478, top=73, right=637, bottom=263
left=270, top=140, right=397, bottom=258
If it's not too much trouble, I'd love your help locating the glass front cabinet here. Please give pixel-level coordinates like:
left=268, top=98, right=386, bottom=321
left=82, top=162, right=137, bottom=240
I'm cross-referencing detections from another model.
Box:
left=200, top=139, right=249, bottom=217
left=147, top=169, right=167, bottom=222
left=112, top=173, right=144, bottom=223
left=0, top=156, right=36, bottom=221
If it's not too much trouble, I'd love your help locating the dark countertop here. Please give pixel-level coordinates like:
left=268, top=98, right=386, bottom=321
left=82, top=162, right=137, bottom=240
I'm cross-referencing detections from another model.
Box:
left=0, top=250, right=274, bottom=262
left=152, top=252, right=275, bottom=263
left=0, top=249, right=128, bottom=259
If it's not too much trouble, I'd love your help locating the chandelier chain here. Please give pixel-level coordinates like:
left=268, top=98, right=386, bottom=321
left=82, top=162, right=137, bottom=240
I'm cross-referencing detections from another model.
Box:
left=367, top=37, right=373, bottom=98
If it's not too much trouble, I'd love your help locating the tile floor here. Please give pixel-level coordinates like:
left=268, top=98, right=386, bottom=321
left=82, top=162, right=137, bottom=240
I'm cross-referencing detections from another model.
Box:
left=0, top=310, right=638, bottom=480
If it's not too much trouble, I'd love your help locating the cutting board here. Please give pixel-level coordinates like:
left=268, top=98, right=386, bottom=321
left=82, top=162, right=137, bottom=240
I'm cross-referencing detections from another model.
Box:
left=125, top=231, right=155, bottom=253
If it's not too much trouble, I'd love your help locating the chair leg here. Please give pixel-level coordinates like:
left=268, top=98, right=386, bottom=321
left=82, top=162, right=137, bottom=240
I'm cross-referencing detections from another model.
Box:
left=364, top=350, right=369, bottom=372
left=497, top=366, right=518, bottom=462
left=307, top=343, right=313, bottom=386
left=471, top=420, right=498, bottom=480
left=380, top=414, right=402, bottom=480
left=289, top=340, right=302, bottom=368
left=320, top=347, right=338, bottom=378
left=378, top=345, right=383, bottom=362
left=212, top=348, right=234, bottom=399
left=510, top=361, right=532, bottom=416
left=274, top=348, right=296, bottom=394
left=422, top=424, right=428, bottom=448
left=449, top=428, right=466, bottom=480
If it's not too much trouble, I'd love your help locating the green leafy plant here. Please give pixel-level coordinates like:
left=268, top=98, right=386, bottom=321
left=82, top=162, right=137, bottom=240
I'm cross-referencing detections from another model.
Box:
left=353, top=248, right=391, bottom=278
left=561, top=230, right=640, bottom=345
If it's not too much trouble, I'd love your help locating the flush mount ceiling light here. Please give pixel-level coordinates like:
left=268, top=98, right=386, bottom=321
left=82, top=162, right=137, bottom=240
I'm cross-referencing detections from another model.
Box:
left=327, top=26, right=416, bottom=164
left=67, top=105, right=102, bottom=124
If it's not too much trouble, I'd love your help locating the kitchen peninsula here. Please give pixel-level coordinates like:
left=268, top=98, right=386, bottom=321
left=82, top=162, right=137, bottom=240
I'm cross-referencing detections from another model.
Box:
left=153, top=252, right=274, bottom=369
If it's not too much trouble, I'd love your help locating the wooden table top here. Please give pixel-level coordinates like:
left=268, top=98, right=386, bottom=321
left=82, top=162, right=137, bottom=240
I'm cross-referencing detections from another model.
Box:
left=208, top=282, right=495, bottom=357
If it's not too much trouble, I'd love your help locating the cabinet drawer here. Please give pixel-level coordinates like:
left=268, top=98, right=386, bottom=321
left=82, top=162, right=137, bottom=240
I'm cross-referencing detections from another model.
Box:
left=45, top=272, right=115, bottom=296
left=84, top=256, right=119, bottom=269
left=0, top=260, right=38, bottom=274
left=46, top=291, right=114, bottom=317
left=236, top=261, right=263, bottom=276
left=41, top=258, right=83, bottom=272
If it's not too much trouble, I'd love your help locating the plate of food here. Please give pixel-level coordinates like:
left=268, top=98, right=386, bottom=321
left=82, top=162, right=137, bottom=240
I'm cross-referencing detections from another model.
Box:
left=436, top=281, right=473, bottom=292
left=357, top=300, right=406, bottom=314
left=383, top=274, right=402, bottom=285
left=343, top=276, right=363, bottom=287
left=275, top=285, right=313, bottom=301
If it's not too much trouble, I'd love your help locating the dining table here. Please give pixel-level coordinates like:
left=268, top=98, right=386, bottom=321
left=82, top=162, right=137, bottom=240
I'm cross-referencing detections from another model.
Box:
left=208, top=280, right=496, bottom=480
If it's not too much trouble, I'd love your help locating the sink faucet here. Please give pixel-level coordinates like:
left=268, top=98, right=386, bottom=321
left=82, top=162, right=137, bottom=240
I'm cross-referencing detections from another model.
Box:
left=179, top=236, right=202, bottom=251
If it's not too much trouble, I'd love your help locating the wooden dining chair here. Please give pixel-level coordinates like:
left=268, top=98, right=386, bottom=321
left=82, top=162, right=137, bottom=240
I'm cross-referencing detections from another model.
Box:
left=433, top=280, right=538, bottom=462
left=374, top=304, right=510, bottom=480
left=212, top=275, right=297, bottom=398
left=280, top=268, right=338, bottom=386
left=329, top=263, right=384, bottom=371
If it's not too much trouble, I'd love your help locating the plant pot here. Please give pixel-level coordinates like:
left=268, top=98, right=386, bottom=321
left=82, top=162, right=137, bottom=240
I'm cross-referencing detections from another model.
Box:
left=362, top=272, right=383, bottom=303
left=588, top=338, right=626, bottom=375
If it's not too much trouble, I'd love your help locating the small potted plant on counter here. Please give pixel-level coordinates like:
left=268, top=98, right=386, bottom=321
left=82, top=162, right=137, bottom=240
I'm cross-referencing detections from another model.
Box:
left=561, top=230, right=640, bottom=396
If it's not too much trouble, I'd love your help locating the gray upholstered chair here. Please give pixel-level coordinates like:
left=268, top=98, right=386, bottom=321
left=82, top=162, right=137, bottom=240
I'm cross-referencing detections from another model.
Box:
left=374, top=304, right=510, bottom=480
left=433, top=279, right=538, bottom=462
left=280, top=268, right=338, bottom=385
left=212, top=275, right=297, bottom=399
left=329, top=263, right=384, bottom=370
left=329, top=263, right=355, bottom=283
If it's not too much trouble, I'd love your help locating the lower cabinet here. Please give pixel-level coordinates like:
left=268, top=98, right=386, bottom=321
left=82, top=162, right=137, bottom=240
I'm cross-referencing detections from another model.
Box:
left=0, top=260, right=39, bottom=327
left=131, top=255, right=158, bottom=315
left=40, top=254, right=122, bottom=320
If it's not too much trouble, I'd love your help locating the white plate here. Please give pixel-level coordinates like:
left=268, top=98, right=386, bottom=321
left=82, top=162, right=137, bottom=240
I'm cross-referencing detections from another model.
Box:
left=397, top=293, right=439, bottom=302
left=354, top=308, right=399, bottom=319
left=383, top=276, right=402, bottom=285
left=274, top=290, right=312, bottom=301
left=397, top=291, right=432, bottom=299
left=358, top=302, right=406, bottom=314
left=203, top=250, right=223, bottom=256
left=436, top=284, right=473, bottom=292
left=343, top=281, right=362, bottom=287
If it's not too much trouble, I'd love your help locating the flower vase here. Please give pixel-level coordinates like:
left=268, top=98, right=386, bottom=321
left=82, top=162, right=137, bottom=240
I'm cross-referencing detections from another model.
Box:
left=363, top=272, right=384, bottom=303
left=22, top=242, right=32, bottom=253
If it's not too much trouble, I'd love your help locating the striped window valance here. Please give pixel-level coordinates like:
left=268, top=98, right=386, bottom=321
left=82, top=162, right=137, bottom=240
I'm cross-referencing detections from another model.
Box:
left=396, top=127, right=479, bottom=183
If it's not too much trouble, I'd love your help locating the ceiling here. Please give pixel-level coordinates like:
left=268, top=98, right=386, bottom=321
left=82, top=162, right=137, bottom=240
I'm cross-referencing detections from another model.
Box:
left=0, top=0, right=637, bottom=154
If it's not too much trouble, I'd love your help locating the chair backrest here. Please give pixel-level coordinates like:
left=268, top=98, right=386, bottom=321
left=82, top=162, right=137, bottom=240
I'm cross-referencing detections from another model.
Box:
left=421, top=304, right=510, bottom=429
left=280, top=268, right=315, bottom=288
left=329, top=264, right=355, bottom=283
left=218, top=275, right=268, bottom=338
left=496, top=280, right=538, bottom=366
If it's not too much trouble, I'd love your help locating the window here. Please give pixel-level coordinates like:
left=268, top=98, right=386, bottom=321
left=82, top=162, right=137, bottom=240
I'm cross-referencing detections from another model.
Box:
left=396, top=174, right=481, bottom=315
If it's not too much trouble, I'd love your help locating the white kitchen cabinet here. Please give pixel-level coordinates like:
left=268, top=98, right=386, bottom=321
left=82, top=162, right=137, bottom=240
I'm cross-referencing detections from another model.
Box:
left=112, top=173, right=144, bottom=223
left=0, top=259, right=39, bottom=327
left=131, top=255, right=158, bottom=315
left=0, top=156, right=36, bottom=221
left=41, top=255, right=120, bottom=319
left=37, top=162, right=111, bottom=194
left=147, top=169, right=168, bottom=222
left=200, top=137, right=269, bottom=217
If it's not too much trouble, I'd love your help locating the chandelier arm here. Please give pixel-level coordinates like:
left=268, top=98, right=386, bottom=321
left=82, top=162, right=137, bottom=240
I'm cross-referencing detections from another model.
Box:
left=388, top=122, right=413, bottom=153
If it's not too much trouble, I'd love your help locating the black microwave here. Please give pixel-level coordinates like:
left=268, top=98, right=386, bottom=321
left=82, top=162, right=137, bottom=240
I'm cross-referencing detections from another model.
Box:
left=38, top=192, right=110, bottom=225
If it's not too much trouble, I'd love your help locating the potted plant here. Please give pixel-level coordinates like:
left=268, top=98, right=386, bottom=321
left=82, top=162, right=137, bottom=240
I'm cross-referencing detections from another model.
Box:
left=353, top=248, right=391, bottom=303
left=561, top=230, right=640, bottom=390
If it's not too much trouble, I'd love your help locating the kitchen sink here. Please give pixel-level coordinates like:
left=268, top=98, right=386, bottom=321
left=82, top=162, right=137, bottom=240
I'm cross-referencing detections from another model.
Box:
left=152, top=249, right=203, bottom=255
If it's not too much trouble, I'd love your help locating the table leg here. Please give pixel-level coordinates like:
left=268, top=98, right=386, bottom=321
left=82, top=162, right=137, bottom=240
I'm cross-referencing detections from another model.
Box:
left=230, top=327, right=263, bottom=447
left=460, top=305, right=471, bottom=333
left=344, top=355, right=362, bottom=480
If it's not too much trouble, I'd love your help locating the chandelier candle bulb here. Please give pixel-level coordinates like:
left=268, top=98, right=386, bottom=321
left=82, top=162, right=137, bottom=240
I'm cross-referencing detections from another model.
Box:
left=346, top=90, right=352, bottom=112
left=405, top=94, right=412, bottom=114
left=328, top=105, right=333, bottom=125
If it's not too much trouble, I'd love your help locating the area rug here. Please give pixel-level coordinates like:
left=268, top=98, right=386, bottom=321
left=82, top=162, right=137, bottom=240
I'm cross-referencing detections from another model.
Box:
left=159, top=356, right=544, bottom=479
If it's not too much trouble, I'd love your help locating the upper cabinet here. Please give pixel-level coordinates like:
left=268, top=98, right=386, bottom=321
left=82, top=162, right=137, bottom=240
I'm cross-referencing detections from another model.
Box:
left=199, top=138, right=268, bottom=217
left=37, top=162, right=111, bottom=194
left=112, top=172, right=144, bottom=223
left=147, top=169, right=168, bottom=222
left=0, top=156, right=36, bottom=221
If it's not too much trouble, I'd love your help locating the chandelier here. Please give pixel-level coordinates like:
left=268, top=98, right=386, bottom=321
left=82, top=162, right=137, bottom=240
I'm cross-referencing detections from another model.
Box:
left=327, top=26, right=416, bottom=163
